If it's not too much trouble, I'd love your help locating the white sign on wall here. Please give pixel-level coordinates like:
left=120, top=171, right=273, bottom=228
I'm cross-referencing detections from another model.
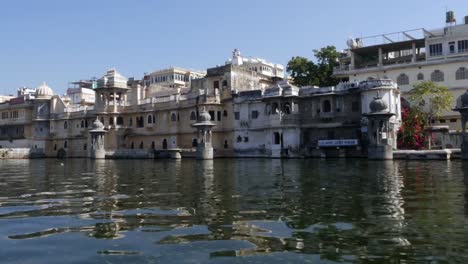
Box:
left=318, top=139, right=359, bottom=147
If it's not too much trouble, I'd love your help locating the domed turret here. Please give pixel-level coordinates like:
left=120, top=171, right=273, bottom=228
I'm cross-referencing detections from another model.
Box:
left=35, top=82, right=54, bottom=99
left=460, top=90, right=468, bottom=107
left=88, top=117, right=107, bottom=159
left=192, top=107, right=216, bottom=160
left=369, top=95, right=388, bottom=113
left=198, top=110, right=212, bottom=122
left=363, top=92, right=395, bottom=160
left=92, top=118, right=105, bottom=130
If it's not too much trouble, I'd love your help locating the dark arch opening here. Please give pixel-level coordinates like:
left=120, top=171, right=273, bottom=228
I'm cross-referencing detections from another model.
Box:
left=322, top=100, right=331, bottom=113
left=117, top=116, right=124, bottom=125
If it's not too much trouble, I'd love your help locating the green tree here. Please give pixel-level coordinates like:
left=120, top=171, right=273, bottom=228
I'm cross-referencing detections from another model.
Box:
left=408, top=81, right=453, bottom=149
left=287, top=46, right=340, bottom=87
left=286, top=56, right=315, bottom=87
left=313, top=46, right=340, bottom=87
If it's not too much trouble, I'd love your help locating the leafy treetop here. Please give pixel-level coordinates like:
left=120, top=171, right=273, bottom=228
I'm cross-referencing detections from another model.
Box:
left=287, top=46, right=340, bottom=87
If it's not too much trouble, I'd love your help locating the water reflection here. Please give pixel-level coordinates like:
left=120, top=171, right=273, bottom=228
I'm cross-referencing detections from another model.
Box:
left=0, top=159, right=467, bottom=263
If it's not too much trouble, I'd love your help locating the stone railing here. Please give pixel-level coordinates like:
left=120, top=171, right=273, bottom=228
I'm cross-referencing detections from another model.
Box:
left=65, top=105, right=94, bottom=113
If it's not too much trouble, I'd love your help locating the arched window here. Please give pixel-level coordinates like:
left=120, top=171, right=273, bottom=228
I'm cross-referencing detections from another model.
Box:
left=224, top=140, right=229, bottom=149
left=151, top=141, right=155, bottom=149
left=64, top=141, right=68, bottom=148
left=417, top=73, right=424, bottom=81
left=83, top=144, right=87, bottom=150
left=139, top=142, right=144, bottom=149
left=456, top=67, right=468, bottom=80
left=222, top=80, right=228, bottom=87
left=322, top=100, right=331, bottom=113
left=137, top=116, right=144, bottom=127
left=80, top=120, right=85, bottom=128
left=192, top=138, right=198, bottom=147
left=171, top=113, right=177, bottom=122
left=109, top=117, right=114, bottom=125
left=64, top=121, right=68, bottom=129
left=116, top=116, right=124, bottom=125
left=272, top=103, right=279, bottom=114
left=190, top=111, right=197, bottom=120
left=147, top=115, right=152, bottom=124
left=283, top=103, right=291, bottom=114
left=273, top=132, right=281, bottom=145
left=85, top=120, right=89, bottom=128
left=162, top=139, right=168, bottom=149
left=130, top=142, right=134, bottom=149
left=237, top=136, right=242, bottom=142
left=431, top=70, right=444, bottom=82
left=265, top=104, right=271, bottom=115
left=152, top=115, right=156, bottom=123
left=397, top=73, right=409, bottom=85
left=223, top=110, right=228, bottom=117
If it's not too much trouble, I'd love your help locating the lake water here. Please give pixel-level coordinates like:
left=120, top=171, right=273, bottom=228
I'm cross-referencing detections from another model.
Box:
left=0, top=159, right=467, bottom=263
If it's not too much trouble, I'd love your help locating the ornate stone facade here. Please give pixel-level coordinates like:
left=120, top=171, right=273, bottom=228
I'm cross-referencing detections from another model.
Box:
left=0, top=51, right=401, bottom=159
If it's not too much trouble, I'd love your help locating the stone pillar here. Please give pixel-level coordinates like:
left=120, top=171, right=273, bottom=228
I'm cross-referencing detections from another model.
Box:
left=192, top=109, right=216, bottom=160
left=462, top=115, right=468, bottom=160
left=136, top=85, right=141, bottom=105
left=378, top=48, right=383, bottom=66
left=88, top=118, right=107, bottom=159
left=411, top=42, right=417, bottom=63
left=454, top=91, right=468, bottom=159
left=364, top=94, right=395, bottom=160
left=350, top=52, right=355, bottom=70
left=113, top=92, right=117, bottom=113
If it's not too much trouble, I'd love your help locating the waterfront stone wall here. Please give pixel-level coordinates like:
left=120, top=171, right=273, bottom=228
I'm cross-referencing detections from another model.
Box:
left=105, top=149, right=154, bottom=159
left=0, top=148, right=31, bottom=159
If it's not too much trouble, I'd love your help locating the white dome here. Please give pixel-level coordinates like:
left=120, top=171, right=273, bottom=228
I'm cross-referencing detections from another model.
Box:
left=92, top=118, right=105, bottom=130
left=35, top=82, right=54, bottom=98
left=199, top=110, right=212, bottom=122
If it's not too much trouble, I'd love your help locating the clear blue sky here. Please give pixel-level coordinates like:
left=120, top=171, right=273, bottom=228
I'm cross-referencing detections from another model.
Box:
left=0, top=0, right=465, bottom=95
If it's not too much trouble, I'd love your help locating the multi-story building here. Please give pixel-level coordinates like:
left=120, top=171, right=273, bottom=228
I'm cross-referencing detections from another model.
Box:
left=334, top=12, right=468, bottom=130
left=233, top=80, right=400, bottom=158
left=143, top=67, right=205, bottom=89
left=0, top=50, right=400, bottom=159
left=66, top=80, right=96, bottom=105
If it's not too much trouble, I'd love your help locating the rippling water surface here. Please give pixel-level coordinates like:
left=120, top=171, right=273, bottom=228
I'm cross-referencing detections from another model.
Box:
left=0, top=159, right=467, bottom=263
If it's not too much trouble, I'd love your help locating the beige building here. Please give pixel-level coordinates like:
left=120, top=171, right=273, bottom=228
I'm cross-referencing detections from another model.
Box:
left=143, top=67, right=205, bottom=90
left=0, top=50, right=401, bottom=158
